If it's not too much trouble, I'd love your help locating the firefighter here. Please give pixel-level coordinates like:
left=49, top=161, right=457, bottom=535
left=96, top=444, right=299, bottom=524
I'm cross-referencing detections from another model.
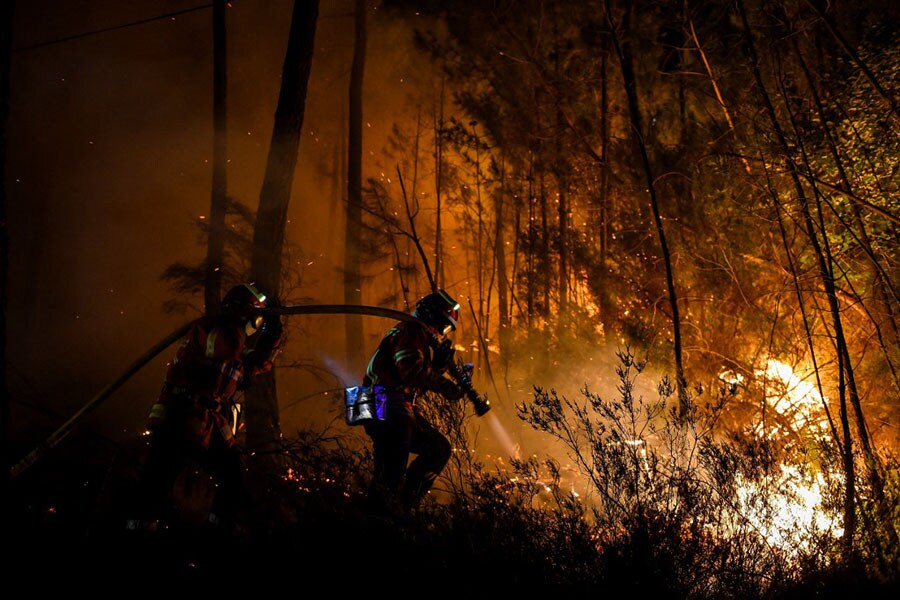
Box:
left=362, top=289, right=465, bottom=512
left=131, top=282, right=283, bottom=533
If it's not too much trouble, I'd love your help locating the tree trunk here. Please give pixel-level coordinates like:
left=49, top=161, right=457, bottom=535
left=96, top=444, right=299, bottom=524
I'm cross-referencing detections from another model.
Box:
left=526, top=151, right=535, bottom=328
left=552, top=5, right=568, bottom=325
left=605, top=0, right=688, bottom=414
left=540, top=169, right=550, bottom=322
left=204, top=0, right=228, bottom=315
left=344, top=0, right=366, bottom=375
left=0, top=0, right=13, bottom=505
left=473, top=124, right=486, bottom=331
left=433, top=78, right=445, bottom=289
left=494, top=163, right=509, bottom=358
left=836, top=345, right=856, bottom=560
left=593, top=29, right=614, bottom=332
left=737, top=0, right=892, bottom=555
left=246, top=0, right=319, bottom=461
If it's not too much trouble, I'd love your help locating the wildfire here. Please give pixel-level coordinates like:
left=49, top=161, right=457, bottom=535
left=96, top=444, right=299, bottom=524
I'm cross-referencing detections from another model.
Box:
left=734, top=359, right=842, bottom=553
left=735, top=465, right=843, bottom=554
left=758, top=359, right=830, bottom=436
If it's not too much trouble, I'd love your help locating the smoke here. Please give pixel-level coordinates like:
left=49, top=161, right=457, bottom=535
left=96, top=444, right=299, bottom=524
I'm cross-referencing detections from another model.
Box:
left=319, top=353, right=358, bottom=389
left=465, top=333, right=677, bottom=497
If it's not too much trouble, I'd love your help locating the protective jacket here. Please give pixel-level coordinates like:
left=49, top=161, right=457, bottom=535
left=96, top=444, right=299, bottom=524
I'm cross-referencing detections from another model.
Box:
left=147, top=315, right=281, bottom=448
left=362, top=319, right=460, bottom=412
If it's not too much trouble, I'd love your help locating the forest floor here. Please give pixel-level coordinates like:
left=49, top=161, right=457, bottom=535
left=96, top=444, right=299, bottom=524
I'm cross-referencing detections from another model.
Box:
left=7, top=432, right=900, bottom=598
left=2, top=433, right=499, bottom=594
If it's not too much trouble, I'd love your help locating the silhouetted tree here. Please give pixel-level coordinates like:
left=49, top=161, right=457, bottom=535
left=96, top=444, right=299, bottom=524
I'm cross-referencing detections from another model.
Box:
left=604, top=0, right=687, bottom=414
left=246, top=0, right=320, bottom=464
left=204, top=0, right=228, bottom=316
left=344, top=0, right=366, bottom=373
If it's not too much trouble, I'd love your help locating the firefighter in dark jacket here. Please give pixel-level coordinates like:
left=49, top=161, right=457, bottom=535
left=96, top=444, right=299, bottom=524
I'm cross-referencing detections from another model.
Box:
left=132, top=282, right=283, bottom=532
left=362, top=289, right=465, bottom=512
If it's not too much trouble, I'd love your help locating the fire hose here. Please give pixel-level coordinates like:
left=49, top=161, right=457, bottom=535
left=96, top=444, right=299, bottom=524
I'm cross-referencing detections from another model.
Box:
left=9, top=303, right=489, bottom=481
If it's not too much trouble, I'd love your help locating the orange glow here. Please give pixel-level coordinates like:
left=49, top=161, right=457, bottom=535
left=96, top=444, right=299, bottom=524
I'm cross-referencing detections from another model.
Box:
left=736, top=465, right=843, bottom=554
left=734, top=359, right=842, bottom=552
left=756, top=359, right=830, bottom=438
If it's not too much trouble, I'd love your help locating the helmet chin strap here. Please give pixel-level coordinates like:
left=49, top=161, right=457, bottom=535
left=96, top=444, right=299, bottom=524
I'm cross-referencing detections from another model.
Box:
left=244, top=315, right=264, bottom=336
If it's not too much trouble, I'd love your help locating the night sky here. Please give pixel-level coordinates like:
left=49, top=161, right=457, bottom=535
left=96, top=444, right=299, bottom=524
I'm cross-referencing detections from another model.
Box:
left=7, top=0, right=439, bottom=445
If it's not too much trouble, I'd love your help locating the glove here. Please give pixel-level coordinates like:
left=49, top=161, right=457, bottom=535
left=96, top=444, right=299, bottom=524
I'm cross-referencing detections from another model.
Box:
left=260, top=315, right=284, bottom=339
left=432, top=339, right=455, bottom=371
left=251, top=316, right=283, bottom=365
left=436, top=376, right=464, bottom=402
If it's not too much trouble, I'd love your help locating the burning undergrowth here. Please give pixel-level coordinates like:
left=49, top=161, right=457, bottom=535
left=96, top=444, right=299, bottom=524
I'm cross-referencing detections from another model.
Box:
left=220, top=346, right=895, bottom=596
left=6, top=348, right=900, bottom=595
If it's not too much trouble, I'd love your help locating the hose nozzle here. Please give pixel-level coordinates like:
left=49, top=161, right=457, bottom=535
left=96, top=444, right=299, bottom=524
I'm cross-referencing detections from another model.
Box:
left=471, top=395, right=491, bottom=417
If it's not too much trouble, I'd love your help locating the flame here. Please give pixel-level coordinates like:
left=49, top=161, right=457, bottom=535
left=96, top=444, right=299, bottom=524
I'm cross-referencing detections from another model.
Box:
left=736, top=465, right=843, bottom=554
left=755, top=359, right=830, bottom=438
left=734, top=359, right=842, bottom=552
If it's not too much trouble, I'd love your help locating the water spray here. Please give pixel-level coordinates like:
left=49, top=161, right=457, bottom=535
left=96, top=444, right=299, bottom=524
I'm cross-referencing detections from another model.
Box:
left=436, top=344, right=519, bottom=459
left=484, top=411, right=520, bottom=460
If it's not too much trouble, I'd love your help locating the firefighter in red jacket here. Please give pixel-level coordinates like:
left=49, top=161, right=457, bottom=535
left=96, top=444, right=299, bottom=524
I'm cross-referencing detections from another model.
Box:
left=362, top=289, right=466, bottom=512
left=133, top=282, right=283, bottom=532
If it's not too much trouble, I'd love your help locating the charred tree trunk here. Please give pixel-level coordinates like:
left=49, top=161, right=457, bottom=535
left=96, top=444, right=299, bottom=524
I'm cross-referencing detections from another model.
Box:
left=473, top=123, right=486, bottom=331
left=329, top=97, right=345, bottom=259
left=555, top=140, right=569, bottom=327
left=526, top=151, right=536, bottom=329
left=540, top=168, right=550, bottom=322
left=204, top=0, right=228, bottom=316
left=599, top=34, right=610, bottom=294
left=344, top=0, right=366, bottom=375
left=605, top=0, right=688, bottom=414
left=510, top=178, right=521, bottom=327
left=835, top=340, right=856, bottom=560
left=246, top=0, right=319, bottom=463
